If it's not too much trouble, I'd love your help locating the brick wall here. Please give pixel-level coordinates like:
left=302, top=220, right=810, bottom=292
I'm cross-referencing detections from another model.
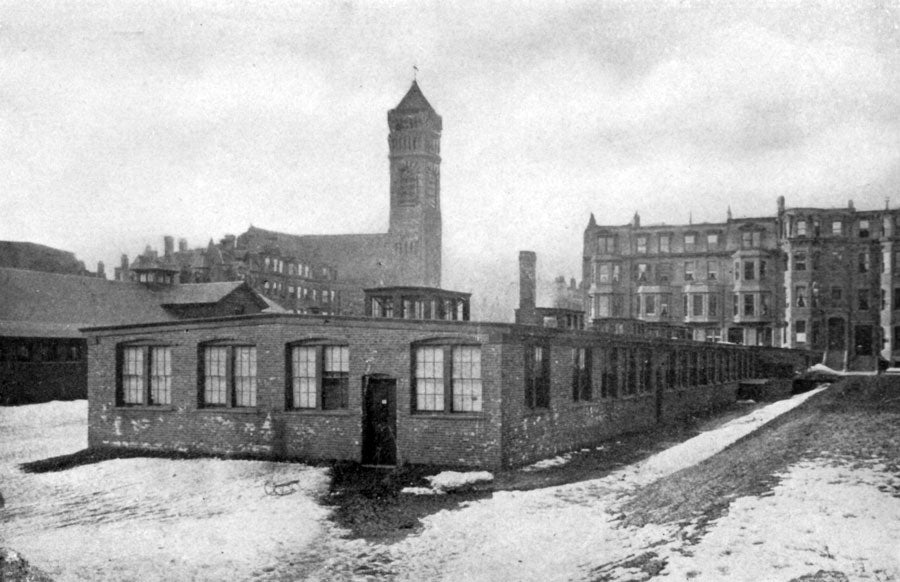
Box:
left=86, top=314, right=811, bottom=469
left=87, top=315, right=501, bottom=467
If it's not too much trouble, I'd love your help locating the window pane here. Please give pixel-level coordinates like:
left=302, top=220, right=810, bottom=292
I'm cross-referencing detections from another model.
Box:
left=452, top=346, right=482, bottom=412
left=204, top=347, right=228, bottom=406
left=123, top=347, right=144, bottom=404
left=291, top=346, right=317, bottom=408
left=234, top=347, right=257, bottom=407
left=323, top=346, right=349, bottom=410
left=149, top=347, right=172, bottom=405
left=416, top=347, right=444, bottom=411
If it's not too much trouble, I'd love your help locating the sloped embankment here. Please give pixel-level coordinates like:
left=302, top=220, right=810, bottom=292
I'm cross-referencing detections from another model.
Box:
left=621, top=375, right=900, bottom=533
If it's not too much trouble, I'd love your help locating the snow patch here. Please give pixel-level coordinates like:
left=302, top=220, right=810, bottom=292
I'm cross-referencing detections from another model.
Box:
left=521, top=454, right=572, bottom=472
left=401, top=486, right=444, bottom=496
left=426, top=471, right=493, bottom=492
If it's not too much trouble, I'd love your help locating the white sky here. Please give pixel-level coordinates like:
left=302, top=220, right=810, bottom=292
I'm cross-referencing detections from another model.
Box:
left=1, top=1, right=898, bottom=309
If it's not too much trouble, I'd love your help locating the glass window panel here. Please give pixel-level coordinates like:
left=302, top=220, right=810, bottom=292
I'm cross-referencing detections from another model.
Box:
left=149, top=347, right=172, bottom=405
left=452, top=346, right=482, bottom=412
left=123, top=347, right=144, bottom=404
left=416, top=347, right=444, bottom=411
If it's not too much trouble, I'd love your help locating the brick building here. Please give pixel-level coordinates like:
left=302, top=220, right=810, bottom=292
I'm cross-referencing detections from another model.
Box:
left=584, top=208, right=782, bottom=345
left=83, top=311, right=808, bottom=469
left=115, top=81, right=443, bottom=316
left=584, top=197, right=900, bottom=370
left=778, top=198, right=900, bottom=369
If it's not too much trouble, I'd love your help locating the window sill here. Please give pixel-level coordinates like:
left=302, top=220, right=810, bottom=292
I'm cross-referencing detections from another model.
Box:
left=410, top=412, right=485, bottom=420
left=114, top=405, right=175, bottom=412
left=283, top=409, right=353, bottom=416
left=196, top=407, right=260, bottom=414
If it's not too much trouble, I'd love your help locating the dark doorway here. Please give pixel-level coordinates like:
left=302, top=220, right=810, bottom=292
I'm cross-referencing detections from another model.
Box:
left=362, top=375, right=397, bottom=466
left=827, top=317, right=846, bottom=350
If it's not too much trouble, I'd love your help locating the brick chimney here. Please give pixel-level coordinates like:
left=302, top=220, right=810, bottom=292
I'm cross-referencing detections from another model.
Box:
left=515, top=250, right=539, bottom=325
left=178, top=238, right=188, bottom=252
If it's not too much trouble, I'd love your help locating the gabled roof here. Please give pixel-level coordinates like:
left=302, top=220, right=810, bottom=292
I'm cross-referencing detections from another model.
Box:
left=0, top=268, right=176, bottom=337
left=156, top=281, right=246, bottom=305
left=393, top=81, right=435, bottom=113
left=0, top=268, right=269, bottom=338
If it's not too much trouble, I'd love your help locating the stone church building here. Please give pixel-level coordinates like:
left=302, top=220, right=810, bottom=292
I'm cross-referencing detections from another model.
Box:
left=116, top=81, right=444, bottom=315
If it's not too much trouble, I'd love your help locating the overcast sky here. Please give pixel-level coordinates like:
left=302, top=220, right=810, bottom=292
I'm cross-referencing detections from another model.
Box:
left=2, top=1, right=899, bottom=314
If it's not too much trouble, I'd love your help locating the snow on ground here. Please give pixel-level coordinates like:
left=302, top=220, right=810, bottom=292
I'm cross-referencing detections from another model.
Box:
left=521, top=454, right=572, bottom=472
left=0, top=401, right=332, bottom=582
left=6, top=386, right=896, bottom=582
left=661, top=460, right=900, bottom=581
left=427, top=471, right=493, bottom=492
left=309, top=387, right=831, bottom=581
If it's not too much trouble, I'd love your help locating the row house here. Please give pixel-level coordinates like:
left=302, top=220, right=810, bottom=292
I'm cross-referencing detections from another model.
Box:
left=583, top=210, right=782, bottom=347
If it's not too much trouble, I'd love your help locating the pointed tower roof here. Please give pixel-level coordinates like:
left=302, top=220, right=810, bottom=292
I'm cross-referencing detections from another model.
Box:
left=394, top=80, right=435, bottom=112
left=588, top=213, right=597, bottom=228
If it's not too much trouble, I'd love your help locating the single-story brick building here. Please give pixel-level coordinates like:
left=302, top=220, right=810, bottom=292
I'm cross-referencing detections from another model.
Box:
left=83, top=311, right=811, bottom=468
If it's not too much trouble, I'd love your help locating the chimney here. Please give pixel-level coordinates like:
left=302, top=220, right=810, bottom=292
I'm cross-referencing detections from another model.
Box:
left=97, top=261, right=105, bottom=279
left=120, top=254, right=128, bottom=271
left=178, top=238, right=188, bottom=252
left=515, top=251, right=538, bottom=325
left=221, top=234, right=236, bottom=251
left=164, top=236, right=174, bottom=257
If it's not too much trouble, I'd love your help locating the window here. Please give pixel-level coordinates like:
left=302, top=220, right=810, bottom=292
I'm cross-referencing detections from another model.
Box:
left=761, top=293, right=771, bottom=315
left=741, top=231, right=761, bottom=248
left=597, top=236, right=616, bottom=254
left=734, top=261, right=740, bottom=280
left=595, top=295, right=610, bottom=317
left=743, top=294, right=755, bottom=316
left=684, top=261, right=695, bottom=282
left=202, top=345, right=257, bottom=408
left=707, top=233, right=719, bottom=248
left=693, top=294, right=704, bottom=317
left=709, top=294, right=719, bottom=316
left=119, top=345, right=172, bottom=406
left=598, top=263, right=610, bottom=283
left=413, top=345, right=482, bottom=413
left=858, top=252, right=870, bottom=273
left=657, top=262, right=672, bottom=283
left=859, top=220, right=870, bottom=238
left=858, top=289, right=870, bottom=311
left=796, top=320, right=807, bottom=343
left=645, top=294, right=656, bottom=315
left=525, top=345, right=550, bottom=409
left=743, top=260, right=755, bottom=280
left=289, top=344, right=349, bottom=410
left=636, top=236, right=648, bottom=254
left=832, top=286, right=843, bottom=303
left=572, top=347, right=592, bottom=401
left=733, top=294, right=739, bottom=316
left=797, top=221, right=807, bottom=236
left=794, top=252, right=807, bottom=271
left=684, top=233, right=696, bottom=251
left=832, top=221, right=843, bottom=236
left=659, top=235, right=671, bottom=253
left=796, top=285, right=807, bottom=308
left=636, top=263, right=650, bottom=282
left=759, top=260, right=767, bottom=280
